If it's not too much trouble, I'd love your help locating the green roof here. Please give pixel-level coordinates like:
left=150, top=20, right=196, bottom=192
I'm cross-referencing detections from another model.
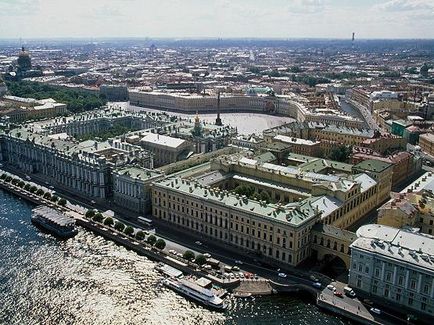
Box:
left=154, top=177, right=318, bottom=228
left=353, top=159, right=392, bottom=173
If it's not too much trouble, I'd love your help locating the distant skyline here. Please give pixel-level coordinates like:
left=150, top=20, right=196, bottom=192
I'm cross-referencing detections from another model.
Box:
left=0, top=0, right=433, bottom=40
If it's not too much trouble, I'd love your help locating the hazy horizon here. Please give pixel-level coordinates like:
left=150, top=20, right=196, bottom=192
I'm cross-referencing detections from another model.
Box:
left=0, top=0, right=433, bottom=40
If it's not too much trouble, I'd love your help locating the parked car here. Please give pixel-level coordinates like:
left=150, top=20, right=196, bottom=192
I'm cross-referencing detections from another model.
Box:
left=278, top=273, right=287, bottom=278
left=344, top=286, right=356, bottom=298
left=370, top=308, right=381, bottom=315
left=311, top=282, right=322, bottom=289
left=327, top=284, right=336, bottom=291
left=333, top=290, right=343, bottom=298
left=203, top=253, right=211, bottom=258
left=232, top=266, right=240, bottom=272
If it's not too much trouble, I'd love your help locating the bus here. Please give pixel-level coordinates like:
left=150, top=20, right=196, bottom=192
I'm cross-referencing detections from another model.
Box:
left=138, top=216, right=153, bottom=227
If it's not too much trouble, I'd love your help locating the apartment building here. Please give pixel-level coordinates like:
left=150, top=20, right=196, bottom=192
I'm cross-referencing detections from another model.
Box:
left=349, top=224, right=434, bottom=319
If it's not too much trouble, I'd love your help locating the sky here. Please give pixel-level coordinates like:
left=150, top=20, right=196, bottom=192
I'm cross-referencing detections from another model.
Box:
left=0, top=0, right=433, bottom=39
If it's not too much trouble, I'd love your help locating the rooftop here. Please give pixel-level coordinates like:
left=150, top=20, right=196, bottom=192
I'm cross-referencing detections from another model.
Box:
left=154, top=177, right=318, bottom=227
left=141, top=132, right=186, bottom=149
left=352, top=224, right=434, bottom=271
left=353, top=159, right=392, bottom=173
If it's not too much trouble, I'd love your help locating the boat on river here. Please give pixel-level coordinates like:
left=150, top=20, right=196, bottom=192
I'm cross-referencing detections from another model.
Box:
left=31, top=205, right=78, bottom=238
left=162, top=277, right=226, bottom=310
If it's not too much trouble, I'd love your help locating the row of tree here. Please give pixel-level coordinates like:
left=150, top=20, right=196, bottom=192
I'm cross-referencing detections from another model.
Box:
left=0, top=173, right=66, bottom=205
left=85, top=210, right=166, bottom=249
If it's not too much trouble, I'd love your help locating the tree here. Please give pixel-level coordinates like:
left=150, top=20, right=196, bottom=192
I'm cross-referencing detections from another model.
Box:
left=135, top=231, right=145, bottom=240
left=147, top=235, right=157, bottom=246
left=259, top=191, right=271, bottom=204
left=85, top=209, right=96, bottom=218
left=327, top=145, right=353, bottom=163
left=155, top=239, right=166, bottom=250
left=29, top=185, right=37, bottom=193
left=183, top=250, right=195, bottom=261
left=43, top=192, right=51, bottom=200
left=58, top=198, right=67, bottom=206
left=114, top=221, right=125, bottom=232
left=234, top=185, right=255, bottom=198
left=51, top=195, right=59, bottom=202
left=195, top=254, right=207, bottom=266
left=0, top=173, right=6, bottom=180
left=124, top=226, right=134, bottom=236
left=421, top=63, right=429, bottom=77
left=93, top=213, right=104, bottom=223
left=24, top=183, right=31, bottom=191
left=5, top=176, right=12, bottom=182
left=36, top=189, right=44, bottom=196
left=18, top=181, right=25, bottom=188
left=103, top=217, right=114, bottom=227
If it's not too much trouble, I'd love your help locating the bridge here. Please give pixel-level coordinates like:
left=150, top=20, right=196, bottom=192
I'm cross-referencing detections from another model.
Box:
left=311, top=224, right=357, bottom=269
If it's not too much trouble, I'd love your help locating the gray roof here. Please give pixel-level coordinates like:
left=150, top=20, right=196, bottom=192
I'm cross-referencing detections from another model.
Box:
left=352, top=224, right=434, bottom=272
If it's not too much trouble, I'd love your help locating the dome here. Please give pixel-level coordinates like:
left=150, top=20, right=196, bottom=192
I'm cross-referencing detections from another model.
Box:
left=17, top=46, right=31, bottom=71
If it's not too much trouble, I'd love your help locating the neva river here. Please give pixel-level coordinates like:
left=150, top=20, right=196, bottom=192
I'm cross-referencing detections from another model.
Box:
left=0, top=190, right=346, bottom=325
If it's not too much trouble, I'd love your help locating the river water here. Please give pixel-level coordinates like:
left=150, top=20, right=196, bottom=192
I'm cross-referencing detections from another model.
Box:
left=0, top=190, right=346, bottom=325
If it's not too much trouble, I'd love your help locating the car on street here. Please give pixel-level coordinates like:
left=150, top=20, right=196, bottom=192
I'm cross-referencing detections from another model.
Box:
left=195, top=241, right=202, bottom=246
left=333, top=290, right=343, bottom=298
left=234, top=260, right=243, bottom=265
left=25, top=175, right=31, bottom=180
left=344, top=286, right=356, bottom=298
left=203, top=253, right=211, bottom=258
left=370, top=308, right=381, bottom=315
left=311, top=282, right=322, bottom=289
left=309, top=275, right=319, bottom=282
left=278, top=272, right=287, bottom=278
left=327, top=284, right=336, bottom=291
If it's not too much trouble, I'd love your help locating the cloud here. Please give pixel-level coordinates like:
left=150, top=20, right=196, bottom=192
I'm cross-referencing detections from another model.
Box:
left=0, top=0, right=40, bottom=16
left=0, top=0, right=432, bottom=39
left=376, top=0, right=434, bottom=11
left=287, top=0, right=325, bottom=14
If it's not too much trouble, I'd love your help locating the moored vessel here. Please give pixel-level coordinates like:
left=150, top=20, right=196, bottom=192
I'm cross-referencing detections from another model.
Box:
left=31, top=205, right=78, bottom=238
left=162, top=277, right=226, bottom=310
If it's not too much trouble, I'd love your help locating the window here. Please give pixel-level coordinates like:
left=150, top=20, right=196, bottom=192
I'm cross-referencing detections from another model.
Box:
left=410, top=280, right=416, bottom=290
left=408, top=298, right=413, bottom=306
left=398, top=276, right=403, bottom=286
left=386, top=272, right=391, bottom=281
left=375, top=268, right=380, bottom=278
